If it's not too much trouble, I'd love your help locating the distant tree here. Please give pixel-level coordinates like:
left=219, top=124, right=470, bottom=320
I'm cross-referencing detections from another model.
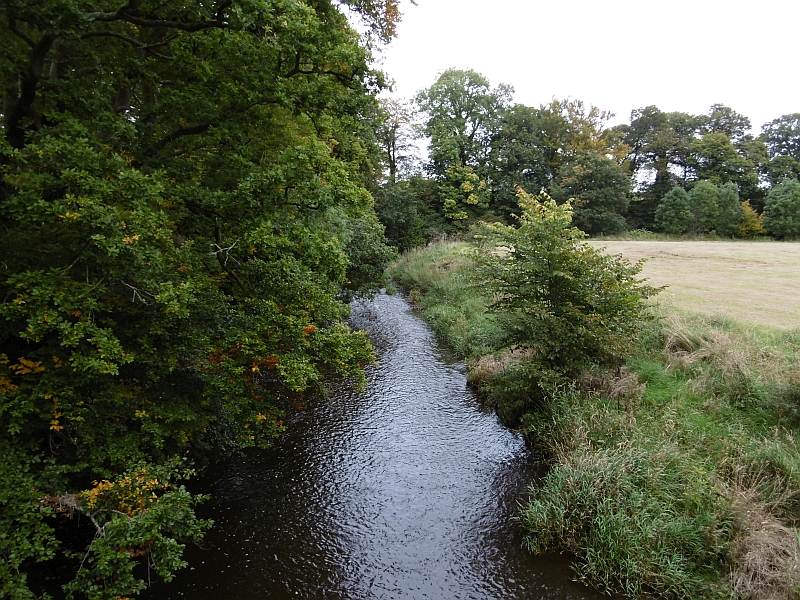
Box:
left=689, top=132, right=759, bottom=192
left=761, top=113, right=800, bottom=159
left=439, top=165, right=490, bottom=221
left=688, top=180, right=720, bottom=234
left=376, top=98, right=418, bottom=185
left=763, top=179, right=800, bottom=239
left=374, top=177, right=444, bottom=251
left=761, top=113, right=800, bottom=186
left=416, top=68, right=513, bottom=177
left=715, top=182, right=744, bottom=237
left=551, top=151, right=630, bottom=235
left=700, top=104, right=752, bottom=143
left=491, top=100, right=623, bottom=221
left=620, top=106, right=700, bottom=228
left=655, top=187, right=693, bottom=234
left=491, top=104, right=566, bottom=216
left=737, top=201, right=766, bottom=238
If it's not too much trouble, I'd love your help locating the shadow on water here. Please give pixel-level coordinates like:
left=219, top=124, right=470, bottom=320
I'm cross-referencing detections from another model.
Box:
left=144, top=293, right=606, bottom=600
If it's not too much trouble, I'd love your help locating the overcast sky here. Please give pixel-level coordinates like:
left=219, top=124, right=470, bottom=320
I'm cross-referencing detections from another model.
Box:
left=373, top=0, right=799, bottom=132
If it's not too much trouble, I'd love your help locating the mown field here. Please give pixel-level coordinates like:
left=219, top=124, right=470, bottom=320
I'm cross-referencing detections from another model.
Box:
left=589, top=241, right=800, bottom=329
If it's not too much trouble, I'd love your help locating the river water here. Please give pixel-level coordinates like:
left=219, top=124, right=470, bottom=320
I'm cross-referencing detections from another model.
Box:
left=145, top=293, right=603, bottom=600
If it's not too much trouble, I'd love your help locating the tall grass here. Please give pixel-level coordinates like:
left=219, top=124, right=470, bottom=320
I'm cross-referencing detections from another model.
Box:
left=386, top=241, right=504, bottom=359
left=388, top=240, right=800, bottom=600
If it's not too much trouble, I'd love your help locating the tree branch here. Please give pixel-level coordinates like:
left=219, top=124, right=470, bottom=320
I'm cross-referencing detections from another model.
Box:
left=155, top=123, right=211, bottom=150
left=81, top=30, right=177, bottom=51
left=214, top=224, right=245, bottom=291
left=8, top=18, right=35, bottom=48
left=85, top=1, right=228, bottom=32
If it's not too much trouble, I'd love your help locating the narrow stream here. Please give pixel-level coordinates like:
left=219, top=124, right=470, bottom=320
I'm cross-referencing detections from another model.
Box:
left=145, top=293, right=604, bottom=599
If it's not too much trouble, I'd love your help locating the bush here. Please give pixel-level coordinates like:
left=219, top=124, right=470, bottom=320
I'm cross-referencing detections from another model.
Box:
left=473, top=187, right=658, bottom=407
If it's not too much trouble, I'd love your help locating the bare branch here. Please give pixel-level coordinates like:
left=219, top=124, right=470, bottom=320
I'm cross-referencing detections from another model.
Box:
left=213, top=225, right=245, bottom=291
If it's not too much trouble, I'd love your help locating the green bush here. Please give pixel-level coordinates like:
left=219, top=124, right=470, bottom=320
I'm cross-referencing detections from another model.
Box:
left=473, top=188, right=658, bottom=400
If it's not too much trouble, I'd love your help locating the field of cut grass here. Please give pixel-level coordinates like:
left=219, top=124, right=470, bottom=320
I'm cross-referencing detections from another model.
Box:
left=588, top=241, right=800, bottom=330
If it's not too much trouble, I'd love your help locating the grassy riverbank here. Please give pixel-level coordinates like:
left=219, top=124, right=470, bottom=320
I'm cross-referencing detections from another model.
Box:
left=387, top=240, right=800, bottom=600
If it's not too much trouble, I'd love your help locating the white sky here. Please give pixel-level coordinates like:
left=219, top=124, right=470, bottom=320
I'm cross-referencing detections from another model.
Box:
left=374, top=0, right=799, bottom=133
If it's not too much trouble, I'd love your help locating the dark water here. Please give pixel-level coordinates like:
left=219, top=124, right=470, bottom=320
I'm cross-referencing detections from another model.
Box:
left=145, top=293, right=604, bottom=599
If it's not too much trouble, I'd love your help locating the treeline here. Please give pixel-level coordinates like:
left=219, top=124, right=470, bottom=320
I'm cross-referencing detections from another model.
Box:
left=374, top=69, right=800, bottom=247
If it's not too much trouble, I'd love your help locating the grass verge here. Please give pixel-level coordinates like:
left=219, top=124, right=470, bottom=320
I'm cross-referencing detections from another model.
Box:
left=388, top=241, right=800, bottom=600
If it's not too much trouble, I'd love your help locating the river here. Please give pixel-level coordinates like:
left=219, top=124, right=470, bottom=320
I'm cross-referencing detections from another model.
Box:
left=144, top=292, right=604, bottom=599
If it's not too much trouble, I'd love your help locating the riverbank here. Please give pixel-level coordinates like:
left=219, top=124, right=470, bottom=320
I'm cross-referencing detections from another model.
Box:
left=387, top=240, right=800, bottom=600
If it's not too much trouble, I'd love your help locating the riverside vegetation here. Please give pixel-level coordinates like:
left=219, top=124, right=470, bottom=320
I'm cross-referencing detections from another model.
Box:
left=387, top=191, right=800, bottom=600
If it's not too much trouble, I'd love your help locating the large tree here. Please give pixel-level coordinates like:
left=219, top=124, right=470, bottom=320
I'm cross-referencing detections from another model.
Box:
left=416, top=68, right=512, bottom=177
left=761, top=113, right=800, bottom=186
left=0, top=0, right=395, bottom=597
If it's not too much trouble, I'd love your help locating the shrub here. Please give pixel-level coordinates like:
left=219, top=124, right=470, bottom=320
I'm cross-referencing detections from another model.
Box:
left=473, top=187, right=658, bottom=409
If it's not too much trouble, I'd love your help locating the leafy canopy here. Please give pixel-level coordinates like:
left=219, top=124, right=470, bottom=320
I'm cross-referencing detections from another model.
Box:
left=0, top=0, right=394, bottom=597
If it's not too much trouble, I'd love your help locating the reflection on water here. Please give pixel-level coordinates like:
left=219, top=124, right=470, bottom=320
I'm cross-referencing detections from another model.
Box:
left=145, top=293, right=603, bottom=599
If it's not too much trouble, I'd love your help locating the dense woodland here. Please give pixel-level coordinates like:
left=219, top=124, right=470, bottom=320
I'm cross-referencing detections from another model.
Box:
left=375, top=69, right=800, bottom=247
left=1, top=0, right=799, bottom=598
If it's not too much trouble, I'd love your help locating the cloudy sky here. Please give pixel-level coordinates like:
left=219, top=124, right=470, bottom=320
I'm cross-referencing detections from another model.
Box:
left=373, top=0, right=798, bottom=132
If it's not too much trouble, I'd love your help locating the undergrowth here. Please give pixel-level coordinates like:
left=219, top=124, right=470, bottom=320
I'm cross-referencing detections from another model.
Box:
left=388, top=240, right=800, bottom=600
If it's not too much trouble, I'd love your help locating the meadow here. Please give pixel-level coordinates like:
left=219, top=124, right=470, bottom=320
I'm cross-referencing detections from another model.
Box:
left=589, top=241, right=800, bottom=329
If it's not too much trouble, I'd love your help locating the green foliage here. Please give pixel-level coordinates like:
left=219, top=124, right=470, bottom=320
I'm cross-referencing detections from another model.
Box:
left=415, top=68, right=512, bottom=177
left=761, top=113, right=800, bottom=187
left=551, top=150, right=630, bottom=236
left=715, top=182, right=743, bottom=237
left=763, top=179, right=800, bottom=239
left=688, top=180, right=721, bottom=234
left=439, top=165, right=490, bottom=221
left=474, top=188, right=657, bottom=397
left=0, top=0, right=390, bottom=595
left=655, top=186, right=693, bottom=234
left=373, top=176, right=447, bottom=251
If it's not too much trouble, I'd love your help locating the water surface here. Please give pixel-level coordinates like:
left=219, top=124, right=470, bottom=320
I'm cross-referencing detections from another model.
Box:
left=146, top=293, right=603, bottom=599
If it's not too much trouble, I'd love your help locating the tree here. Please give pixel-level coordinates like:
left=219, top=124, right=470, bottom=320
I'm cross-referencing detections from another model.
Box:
left=737, top=201, right=766, bottom=238
left=688, top=180, right=720, bottom=234
left=375, top=97, right=418, bottom=185
left=761, top=113, right=800, bottom=186
left=439, top=165, right=490, bottom=221
left=491, top=100, right=624, bottom=221
left=700, top=104, right=752, bottom=143
left=689, top=132, right=759, bottom=192
left=715, top=182, right=744, bottom=237
left=473, top=188, right=657, bottom=416
left=655, top=187, right=693, bottom=234
left=416, top=68, right=513, bottom=177
left=551, top=151, right=630, bottom=236
left=763, top=179, right=800, bottom=239
left=0, top=0, right=393, bottom=596
left=620, top=107, right=701, bottom=228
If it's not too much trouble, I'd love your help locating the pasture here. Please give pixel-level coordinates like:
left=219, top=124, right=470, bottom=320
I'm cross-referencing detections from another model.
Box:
left=589, top=241, right=800, bottom=329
